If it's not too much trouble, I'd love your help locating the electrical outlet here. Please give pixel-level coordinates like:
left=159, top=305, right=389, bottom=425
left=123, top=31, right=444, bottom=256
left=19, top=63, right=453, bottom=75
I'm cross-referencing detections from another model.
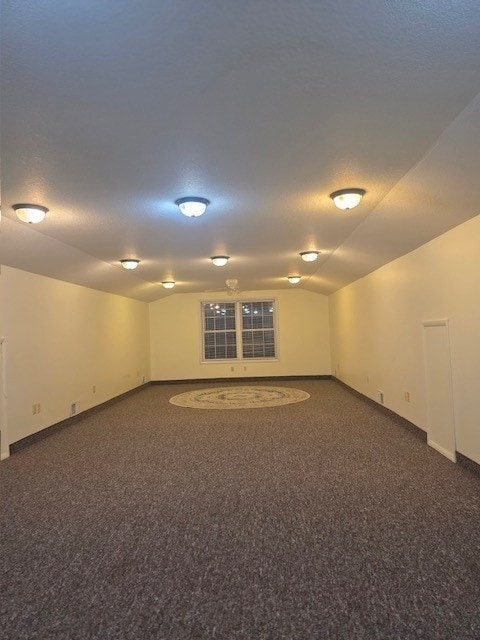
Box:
left=92, top=385, right=96, bottom=394
left=230, top=366, right=234, bottom=372
left=244, top=366, right=247, bottom=372
left=71, top=402, right=80, bottom=416
left=32, top=404, right=37, bottom=415
left=377, top=390, right=384, bottom=405
left=404, top=391, right=410, bottom=402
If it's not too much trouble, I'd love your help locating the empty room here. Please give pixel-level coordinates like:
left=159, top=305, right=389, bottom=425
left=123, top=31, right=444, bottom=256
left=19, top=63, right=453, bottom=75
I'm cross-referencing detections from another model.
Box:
left=1, top=2, right=480, bottom=639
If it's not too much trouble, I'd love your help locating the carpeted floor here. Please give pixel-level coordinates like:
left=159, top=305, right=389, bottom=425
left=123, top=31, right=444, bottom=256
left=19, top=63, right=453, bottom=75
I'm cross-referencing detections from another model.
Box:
left=1, top=380, right=479, bottom=640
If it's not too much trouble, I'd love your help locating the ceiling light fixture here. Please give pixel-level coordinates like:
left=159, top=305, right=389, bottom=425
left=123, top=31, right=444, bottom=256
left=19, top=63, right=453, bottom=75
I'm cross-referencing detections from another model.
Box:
left=175, top=197, right=210, bottom=218
left=13, top=203, right=49, bottom=224
left=210, top=255, right=229, bottom=267
left=287, top=276, right=301, bottom=284
left=299, top=251, right=320, bottom=262
left=330, top=188, right=366, bottom=210
left=120, top=259, right=140, bottom=270
left=162, top=281, right=175, bottom=289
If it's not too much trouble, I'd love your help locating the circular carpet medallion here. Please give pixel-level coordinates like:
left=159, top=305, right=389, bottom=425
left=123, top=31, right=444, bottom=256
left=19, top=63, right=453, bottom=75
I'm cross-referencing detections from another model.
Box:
left=169, top=386, right=310, bottom=409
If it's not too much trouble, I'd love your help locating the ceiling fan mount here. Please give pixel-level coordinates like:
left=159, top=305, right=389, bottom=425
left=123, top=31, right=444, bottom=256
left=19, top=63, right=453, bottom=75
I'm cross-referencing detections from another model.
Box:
left=204, top=279, right=241, bottom=295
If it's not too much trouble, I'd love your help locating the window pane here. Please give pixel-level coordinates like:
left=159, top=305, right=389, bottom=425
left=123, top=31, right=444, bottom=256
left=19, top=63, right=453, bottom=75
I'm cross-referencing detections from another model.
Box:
left=204, top=347, right=216, bottom=359
left=264, top=329, right=274, bottom=341
left=216, top=333, right=226, bottom=347
left=242, top=331, right=253, bottom=358
left=203, top=302, right=238, bottom=360
left=204, top=300, right=275, bottom=361
left=242, top=331, right=252, bottom=344
left=263, top=315, right=273, bottom=329
left=252, top=315, right=263, bottom=329
left=216, top=346, right=226, bottom=359
left=226, top=345, right=237, bottom=358
left=264, top=344, right=275, bottom=357
left=241, top=322, right=276, bottom=357
left=214, top=316, right=226, bottom=330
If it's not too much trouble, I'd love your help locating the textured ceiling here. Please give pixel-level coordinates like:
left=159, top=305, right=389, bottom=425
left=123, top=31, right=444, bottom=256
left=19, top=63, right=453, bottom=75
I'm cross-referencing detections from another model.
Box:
left=2, top=1, right=480, bottom=302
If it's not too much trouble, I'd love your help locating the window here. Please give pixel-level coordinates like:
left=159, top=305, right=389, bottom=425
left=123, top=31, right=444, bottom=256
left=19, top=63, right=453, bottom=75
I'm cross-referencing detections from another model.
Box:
left=203, top=302, right=237, bottom=360
left=202, top=300, right=276, bottom=361
left=241, top=301, right=276, bottom=358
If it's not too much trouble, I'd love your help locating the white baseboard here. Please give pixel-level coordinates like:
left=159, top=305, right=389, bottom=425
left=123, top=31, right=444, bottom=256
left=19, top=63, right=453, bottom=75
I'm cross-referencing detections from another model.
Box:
left=427, top=439, right=456, bottom=462
left=1, top=450, right=10, bottom=461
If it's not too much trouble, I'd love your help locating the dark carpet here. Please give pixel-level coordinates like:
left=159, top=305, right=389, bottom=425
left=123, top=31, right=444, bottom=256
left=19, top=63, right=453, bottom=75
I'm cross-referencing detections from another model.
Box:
left=1, top=380, right=479, bottom=639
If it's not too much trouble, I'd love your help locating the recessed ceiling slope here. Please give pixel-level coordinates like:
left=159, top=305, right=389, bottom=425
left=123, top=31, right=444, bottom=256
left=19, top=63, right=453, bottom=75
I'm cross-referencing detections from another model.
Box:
left=305, top=92, right=480, bottom=295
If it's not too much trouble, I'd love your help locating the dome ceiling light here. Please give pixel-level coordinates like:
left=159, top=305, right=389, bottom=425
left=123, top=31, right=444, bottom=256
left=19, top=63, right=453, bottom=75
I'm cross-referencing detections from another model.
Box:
left=330, top=188, right=366, bottom=210
left=210, top=255, right=230, bottom=267
left=13, top=203, right=49, bottom=224
left=175, top=197, right=210, bottom=218
left=287, top=276, right=301, bottom=284
left=120, top=259, right=140, bottom=270
left=162, top=281, right=175, bottom=289
left=299, top=250, right=320, bottom=262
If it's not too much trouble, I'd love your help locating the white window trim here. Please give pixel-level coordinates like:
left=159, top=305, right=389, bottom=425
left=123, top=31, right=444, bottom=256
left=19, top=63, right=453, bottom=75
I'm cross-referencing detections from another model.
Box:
left=200, top=298, right=278, bottom=363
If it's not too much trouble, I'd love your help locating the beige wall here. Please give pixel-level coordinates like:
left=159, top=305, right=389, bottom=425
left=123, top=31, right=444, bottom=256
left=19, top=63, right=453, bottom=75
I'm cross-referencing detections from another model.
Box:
left=329, top=214, right=480, bottom=465
left=0, top=266, right=150, bottom=444
left=150, top=289, right=331, bottom=380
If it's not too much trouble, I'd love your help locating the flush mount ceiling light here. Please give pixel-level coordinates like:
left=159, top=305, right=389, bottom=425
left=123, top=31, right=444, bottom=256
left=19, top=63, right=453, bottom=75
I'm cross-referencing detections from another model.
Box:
left=299, top=250, right=320, bottom=262
left=210, top=255, right=230, bottom=267
left=175, top=197, right=210, bottom=218
left=330, top=188, right=366, bottom=210
left=162, top=281, right=175, bottom=289
left=13, top=203, right=49, bottom=224
left=287, top=276, right=301, bottom=284
left=120, top=259, right=140, bottom=270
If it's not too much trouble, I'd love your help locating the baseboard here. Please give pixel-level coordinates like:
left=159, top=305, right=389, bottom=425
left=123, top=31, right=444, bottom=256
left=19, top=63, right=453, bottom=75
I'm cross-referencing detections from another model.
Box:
left=10, top=378, right=327, bottom=452
left=332, top=377, right=427, bottom=443
left=333, top=377, right=480, bottom=473
left=10, top=383, right=150, bottom=454
left=457, top=453, right=480, bottom=476
left=427, top=439, right=457, bottom=462
left=152, top=375, right=332, bottom=385
left=9, top=376, right=480, bottom=476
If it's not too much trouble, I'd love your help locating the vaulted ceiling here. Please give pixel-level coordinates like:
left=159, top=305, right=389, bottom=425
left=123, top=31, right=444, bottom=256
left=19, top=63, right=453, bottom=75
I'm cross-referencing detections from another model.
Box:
left=2, top=1, right=480, bottom=302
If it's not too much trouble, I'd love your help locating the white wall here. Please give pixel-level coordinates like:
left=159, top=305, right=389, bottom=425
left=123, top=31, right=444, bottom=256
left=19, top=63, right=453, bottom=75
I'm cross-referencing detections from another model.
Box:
left=150, top=289, right=331, bottom=380
left=0, top=266, right=150, bottom=444
left=329, top=214, right=480, bottom=465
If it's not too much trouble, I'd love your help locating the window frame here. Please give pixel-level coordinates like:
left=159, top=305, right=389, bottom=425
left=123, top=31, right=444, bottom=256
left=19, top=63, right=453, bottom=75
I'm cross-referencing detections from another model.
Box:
left=200, top=298, right=278, bottom=363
